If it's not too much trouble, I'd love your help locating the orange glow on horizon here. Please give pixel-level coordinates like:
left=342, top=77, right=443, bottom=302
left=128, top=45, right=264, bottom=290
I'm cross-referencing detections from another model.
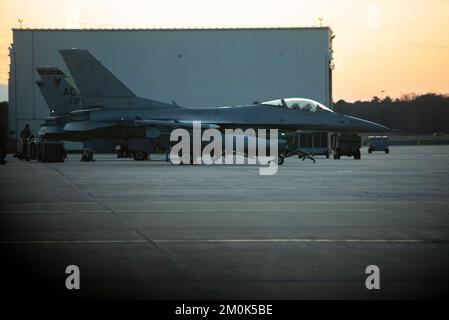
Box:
left=0, top=0, right=448, bottom=102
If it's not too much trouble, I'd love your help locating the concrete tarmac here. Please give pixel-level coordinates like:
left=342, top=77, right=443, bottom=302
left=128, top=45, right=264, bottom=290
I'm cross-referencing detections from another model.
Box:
left=1, top=145, right=448, bottom=299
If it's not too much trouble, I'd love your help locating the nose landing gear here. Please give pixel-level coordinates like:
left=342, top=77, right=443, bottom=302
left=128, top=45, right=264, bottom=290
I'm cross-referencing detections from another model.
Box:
left=132, top=150, right=149, bottom=161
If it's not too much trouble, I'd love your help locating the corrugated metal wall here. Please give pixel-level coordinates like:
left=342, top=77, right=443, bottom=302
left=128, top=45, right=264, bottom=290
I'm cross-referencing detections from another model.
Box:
left=9, top=27, right=332, bottom=137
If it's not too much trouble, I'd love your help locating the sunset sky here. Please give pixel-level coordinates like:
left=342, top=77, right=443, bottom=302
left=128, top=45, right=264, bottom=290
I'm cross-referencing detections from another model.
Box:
left=0, top=0, right=448, bottom=102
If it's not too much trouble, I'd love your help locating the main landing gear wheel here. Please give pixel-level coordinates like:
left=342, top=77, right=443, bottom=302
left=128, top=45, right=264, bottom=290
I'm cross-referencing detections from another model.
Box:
left=133, top=151, right=148, bottom=161
left=277, top=155, right=285, bottom=165
left=270, top=155, right=285, bottom=165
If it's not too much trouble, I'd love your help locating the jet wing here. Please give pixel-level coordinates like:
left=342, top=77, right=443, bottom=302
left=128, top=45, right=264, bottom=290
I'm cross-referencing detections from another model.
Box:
left=63, top=119, right=220, bottom=132
left=134, top=119, right=220, bottom=130
left=64, top=121, right=118, bottom=131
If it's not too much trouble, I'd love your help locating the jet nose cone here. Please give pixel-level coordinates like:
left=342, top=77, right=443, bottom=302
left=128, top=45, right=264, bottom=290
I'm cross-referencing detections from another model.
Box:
left=345, top=115, right=393, bottom=133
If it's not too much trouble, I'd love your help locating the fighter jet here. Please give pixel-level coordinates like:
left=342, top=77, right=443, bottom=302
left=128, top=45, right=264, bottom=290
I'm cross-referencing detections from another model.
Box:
left=37, top=49, right=391, bottom=161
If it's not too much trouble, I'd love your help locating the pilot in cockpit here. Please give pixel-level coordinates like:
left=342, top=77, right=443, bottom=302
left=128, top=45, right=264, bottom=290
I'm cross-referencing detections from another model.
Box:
left=290, top=103, right=301, bottom=110
left=303, top=103, right=312, bottom=111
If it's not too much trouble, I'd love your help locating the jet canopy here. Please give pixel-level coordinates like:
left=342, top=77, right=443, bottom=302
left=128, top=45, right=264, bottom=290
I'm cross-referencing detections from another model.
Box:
left=262, top=98, right=333, bottom=113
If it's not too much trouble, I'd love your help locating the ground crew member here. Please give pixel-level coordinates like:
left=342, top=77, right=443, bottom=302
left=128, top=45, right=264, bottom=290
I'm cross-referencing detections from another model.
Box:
left=20, top=124, right=32, bottom=160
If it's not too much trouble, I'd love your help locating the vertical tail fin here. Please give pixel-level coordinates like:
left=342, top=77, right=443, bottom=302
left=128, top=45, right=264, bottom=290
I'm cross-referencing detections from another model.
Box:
left=35, top=80, right=54, bottom=111
left=37, top=67, right=82, bottom=114
left=59, top=49, right=135, bottom=100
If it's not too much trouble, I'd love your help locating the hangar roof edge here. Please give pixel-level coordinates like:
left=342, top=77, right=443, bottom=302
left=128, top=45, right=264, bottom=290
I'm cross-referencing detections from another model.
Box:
left=13, top=26, right=332, bottom=32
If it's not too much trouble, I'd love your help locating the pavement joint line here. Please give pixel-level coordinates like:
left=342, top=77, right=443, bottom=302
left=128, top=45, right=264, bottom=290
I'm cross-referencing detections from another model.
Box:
left=105, top=201, right=449, bottom=204
left=0, top=209, right=378, bottom=213
left=0, top=240, right=148, bottom=244
left=46, top=165, right=224, bottom=297
left=45, top=164, right=160, bottom=245
left=3, top=200, right=446, bottom=204
left=125, top=209, right=377, bottom=212
left=1, top=239, right=444, bottom=244
left=151, top=239, right=432, bottom=243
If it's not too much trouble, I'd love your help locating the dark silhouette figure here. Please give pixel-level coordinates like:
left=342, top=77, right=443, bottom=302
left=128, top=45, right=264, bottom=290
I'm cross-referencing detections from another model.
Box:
left=20, top=124, right=32, bottom=160
left=0, top=124, right=7, bottom=164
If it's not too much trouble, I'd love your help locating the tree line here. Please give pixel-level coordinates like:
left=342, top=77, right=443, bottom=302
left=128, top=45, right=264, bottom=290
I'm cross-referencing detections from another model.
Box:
left=333, top=93, right=449, bottom=133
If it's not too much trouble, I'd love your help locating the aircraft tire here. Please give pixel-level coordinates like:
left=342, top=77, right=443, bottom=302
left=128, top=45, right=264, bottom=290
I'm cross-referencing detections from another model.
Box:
left=277, top=155, right=285, bottom=165
left=133, top=151, right=148, bottom=161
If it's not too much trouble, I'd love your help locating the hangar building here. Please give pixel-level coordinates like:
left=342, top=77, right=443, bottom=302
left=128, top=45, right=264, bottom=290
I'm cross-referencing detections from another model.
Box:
left=8, top=27, right=334, bottom=150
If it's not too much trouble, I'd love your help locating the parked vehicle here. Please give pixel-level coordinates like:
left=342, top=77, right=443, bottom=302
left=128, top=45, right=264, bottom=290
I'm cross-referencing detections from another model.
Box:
left=331, top=133, right=361, bottom=160
left=368, top=136, right=389, bottom=153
